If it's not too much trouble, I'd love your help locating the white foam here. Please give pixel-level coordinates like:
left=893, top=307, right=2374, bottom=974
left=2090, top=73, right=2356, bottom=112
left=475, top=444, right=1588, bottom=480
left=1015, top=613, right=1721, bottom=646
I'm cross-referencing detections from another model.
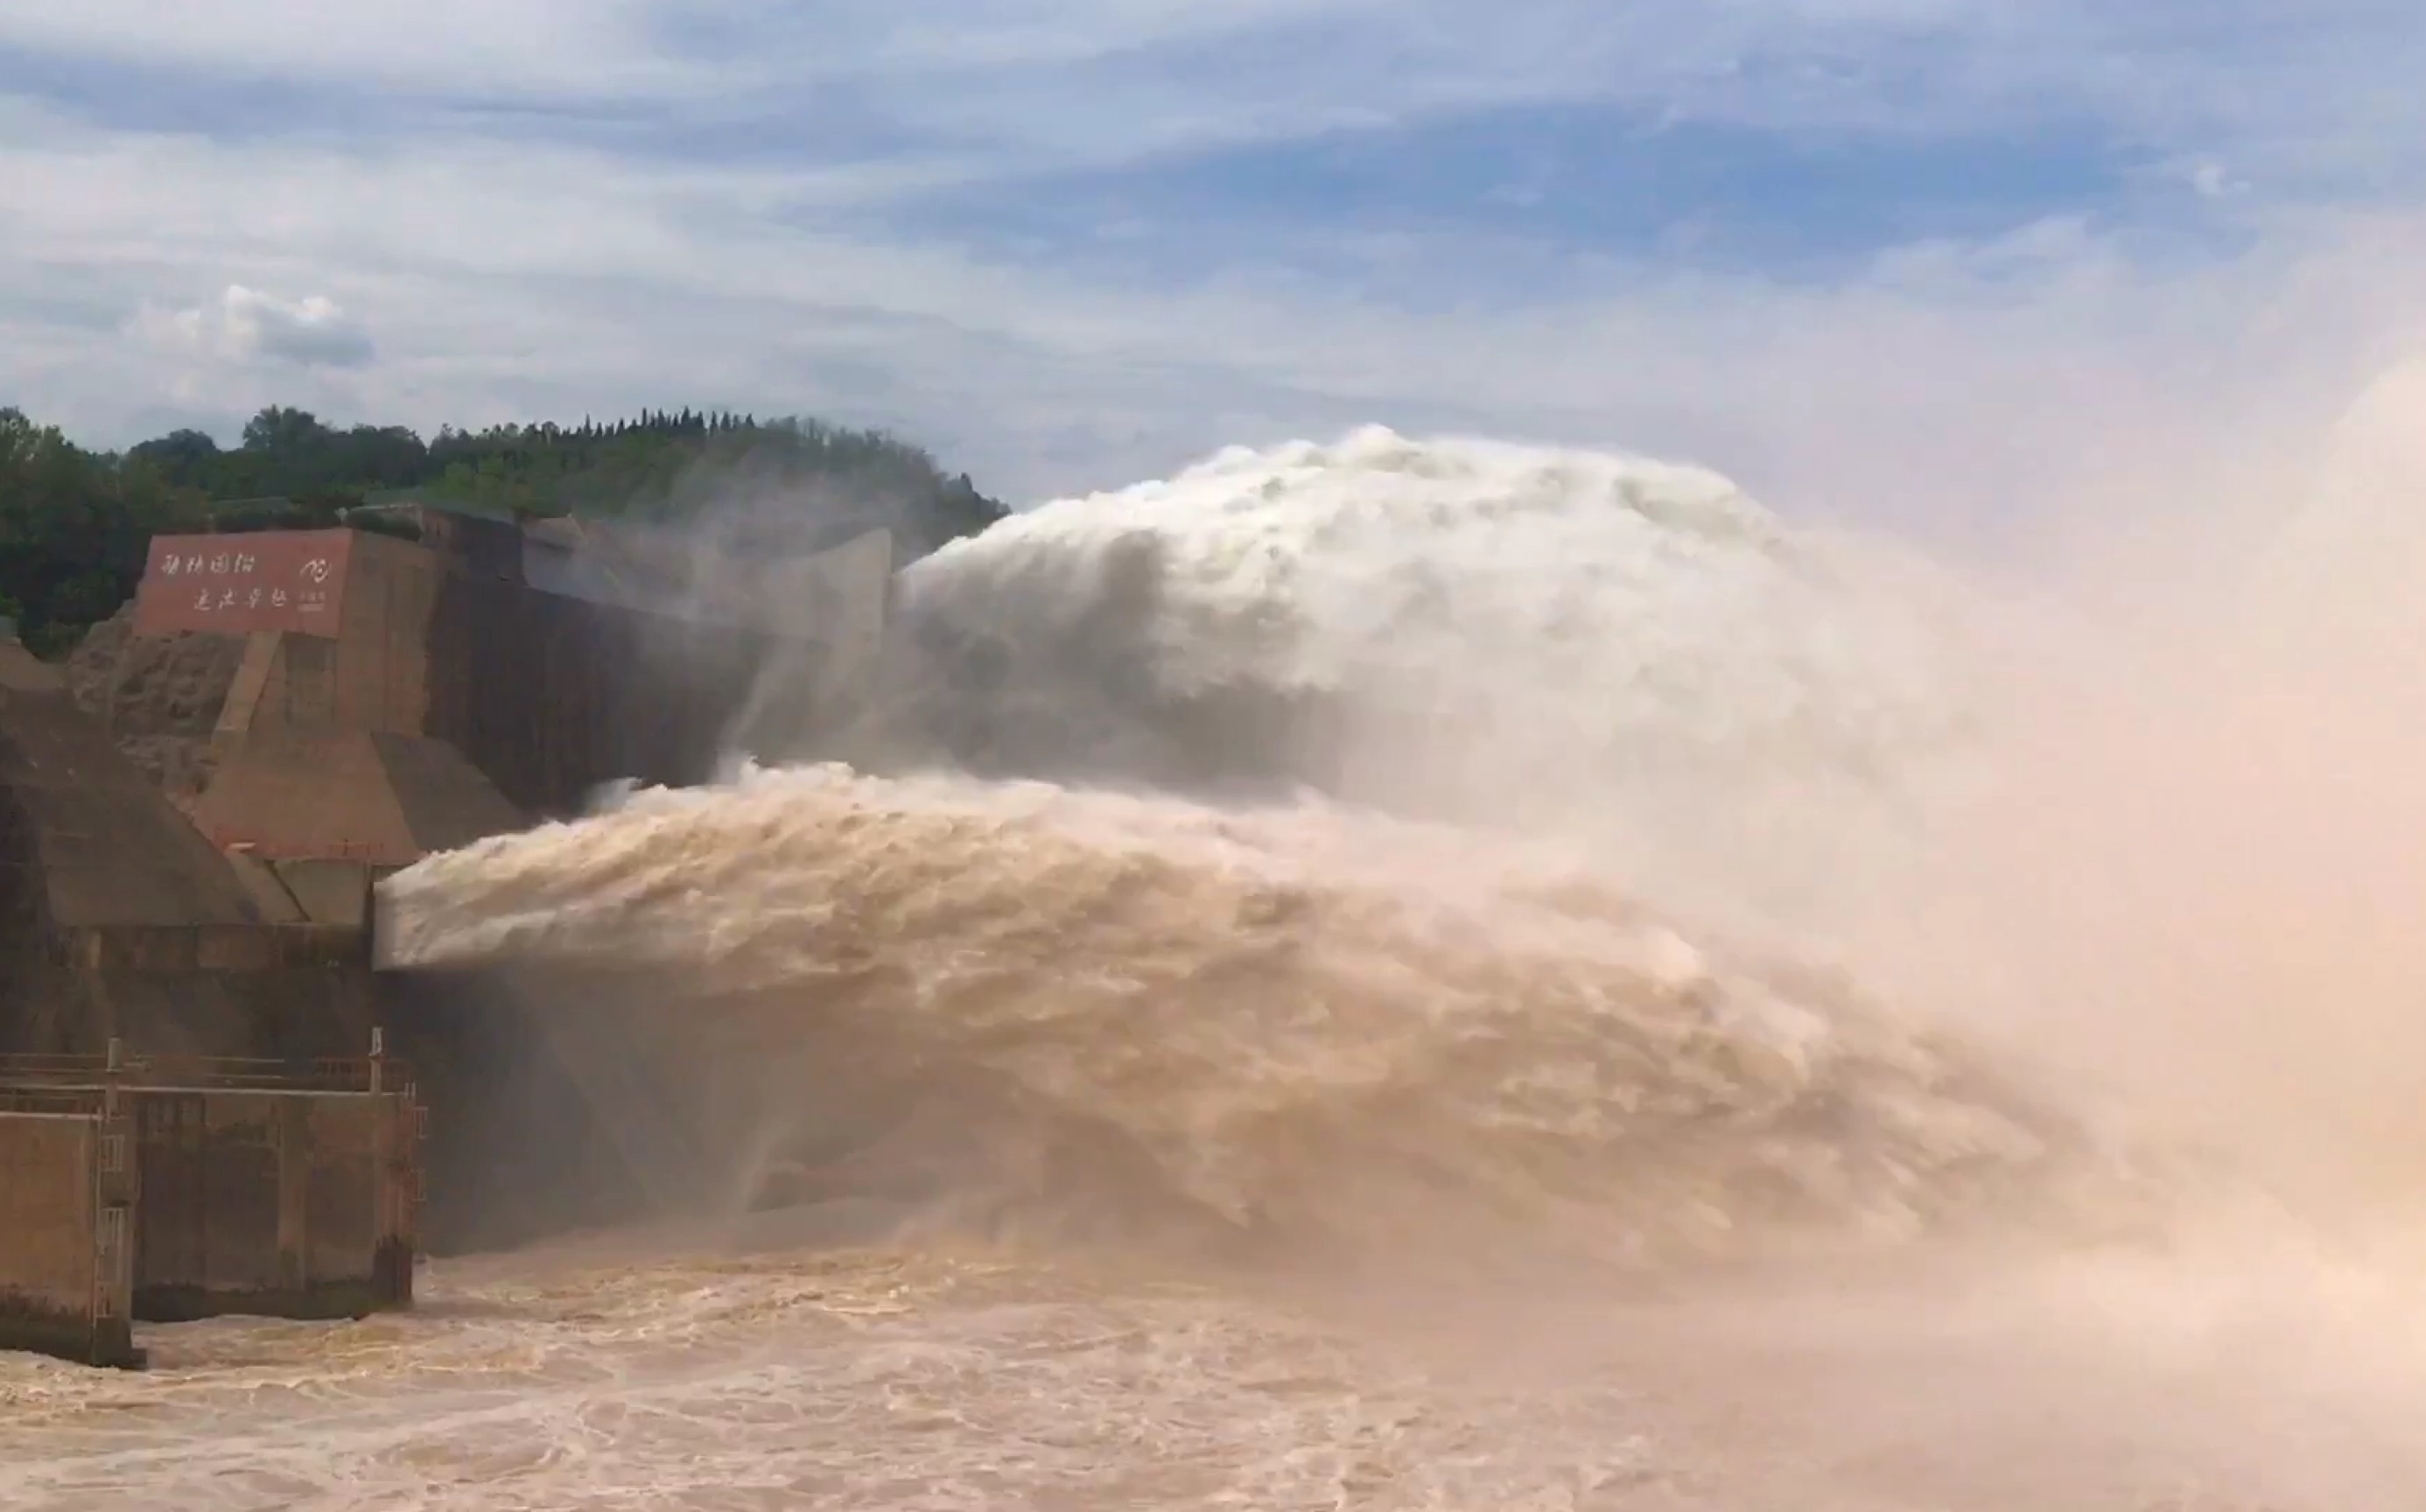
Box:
left=898, top=425, right=1985, bottom=928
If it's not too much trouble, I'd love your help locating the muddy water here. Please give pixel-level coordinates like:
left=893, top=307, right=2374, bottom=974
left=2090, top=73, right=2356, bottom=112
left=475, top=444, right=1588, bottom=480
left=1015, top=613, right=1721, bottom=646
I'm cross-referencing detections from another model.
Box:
left=8, top=1222, right=2426, bottom=1510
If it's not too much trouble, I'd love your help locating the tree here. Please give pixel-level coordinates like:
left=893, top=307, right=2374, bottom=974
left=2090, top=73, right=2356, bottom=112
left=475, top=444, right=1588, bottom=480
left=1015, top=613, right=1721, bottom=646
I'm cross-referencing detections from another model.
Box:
left=412, top=410, right=1009, bottom=553
left=241, top=404, right=326, bottom=452
left=0, top=408, right=207, bottom=655
left=126, top=428, right=222, bottom=488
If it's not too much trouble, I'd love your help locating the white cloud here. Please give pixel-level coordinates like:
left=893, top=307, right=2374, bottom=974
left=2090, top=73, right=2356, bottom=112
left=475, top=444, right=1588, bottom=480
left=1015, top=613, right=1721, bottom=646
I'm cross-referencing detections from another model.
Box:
left=6, top=1, right=2421, bottom=186
left=1, top=3, right=2422, bottom=542
left=772, top=0, right=2426, bottom=189
left=133, top=285, right=375, bottom=369
left=4, top=96, right=2419, bottom=546
left=0, top=0, right=692, bottom=97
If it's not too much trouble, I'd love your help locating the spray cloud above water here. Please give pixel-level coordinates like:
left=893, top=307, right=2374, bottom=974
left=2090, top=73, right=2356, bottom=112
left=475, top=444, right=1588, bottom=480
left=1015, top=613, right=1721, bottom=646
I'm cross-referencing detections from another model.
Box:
left=385, top=424, right=2132, bottom=1270
left=385, top=374, right=2426, bottom=1271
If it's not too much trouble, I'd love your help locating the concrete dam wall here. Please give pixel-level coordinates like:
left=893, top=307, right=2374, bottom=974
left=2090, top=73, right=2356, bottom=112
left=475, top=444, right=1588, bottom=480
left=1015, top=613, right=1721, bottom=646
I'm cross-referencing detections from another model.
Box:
left=0, top=640, right=364, bottom=1061
left=1, top=513, right=898, bottom=1301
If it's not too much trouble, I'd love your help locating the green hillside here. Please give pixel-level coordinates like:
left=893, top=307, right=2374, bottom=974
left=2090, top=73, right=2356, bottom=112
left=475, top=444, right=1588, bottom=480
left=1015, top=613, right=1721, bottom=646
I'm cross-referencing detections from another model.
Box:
left=0, top=404, right=1008, bottom=657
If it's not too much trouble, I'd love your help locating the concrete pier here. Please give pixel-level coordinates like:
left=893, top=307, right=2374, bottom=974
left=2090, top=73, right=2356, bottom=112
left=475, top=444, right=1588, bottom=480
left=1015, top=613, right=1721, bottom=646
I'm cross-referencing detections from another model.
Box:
left=0, top=1038, right=420, bottom=1368
left=0, top=1100, right=137, bottom=1368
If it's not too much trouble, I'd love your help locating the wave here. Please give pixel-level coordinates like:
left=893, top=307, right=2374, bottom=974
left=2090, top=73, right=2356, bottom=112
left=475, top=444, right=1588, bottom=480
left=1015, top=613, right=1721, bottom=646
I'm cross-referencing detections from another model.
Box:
left=866, top=425, right=1988, bottom=928
left=379, top=763, right=2146, bottom=1270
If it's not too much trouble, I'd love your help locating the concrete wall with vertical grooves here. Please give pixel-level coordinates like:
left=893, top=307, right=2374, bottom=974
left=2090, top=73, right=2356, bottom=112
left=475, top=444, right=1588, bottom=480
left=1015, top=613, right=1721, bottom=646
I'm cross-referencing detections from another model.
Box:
left=0, top=642, right=375, bottom=1059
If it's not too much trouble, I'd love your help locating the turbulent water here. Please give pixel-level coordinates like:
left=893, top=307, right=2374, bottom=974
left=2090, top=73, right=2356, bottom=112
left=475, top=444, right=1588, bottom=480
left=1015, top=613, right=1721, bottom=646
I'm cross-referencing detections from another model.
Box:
left=375, top=765, right=2118, bottom=1264
left=876, top=425, right=1985, bottom=931
left=11, top=426, right=2426, bottom=1509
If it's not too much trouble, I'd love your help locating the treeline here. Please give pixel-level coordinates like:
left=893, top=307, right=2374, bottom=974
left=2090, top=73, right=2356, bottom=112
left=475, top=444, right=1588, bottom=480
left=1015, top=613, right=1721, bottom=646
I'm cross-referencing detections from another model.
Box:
left=1, top=404, right=1010, bottom=656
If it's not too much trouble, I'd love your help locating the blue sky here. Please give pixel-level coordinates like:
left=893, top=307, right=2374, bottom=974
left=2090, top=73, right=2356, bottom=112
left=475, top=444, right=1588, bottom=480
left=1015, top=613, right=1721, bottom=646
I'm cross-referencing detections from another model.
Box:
left=2, top=1, right=2423, bottom=534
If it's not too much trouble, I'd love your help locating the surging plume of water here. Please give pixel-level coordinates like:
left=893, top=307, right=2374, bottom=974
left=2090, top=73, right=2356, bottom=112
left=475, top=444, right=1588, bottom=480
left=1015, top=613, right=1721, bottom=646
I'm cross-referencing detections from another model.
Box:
left=378, top=426, right=2129, bottom=1270
left=379, top=765, right=2129, bottom=1270
left=876, top=425, right=1985, bottom=931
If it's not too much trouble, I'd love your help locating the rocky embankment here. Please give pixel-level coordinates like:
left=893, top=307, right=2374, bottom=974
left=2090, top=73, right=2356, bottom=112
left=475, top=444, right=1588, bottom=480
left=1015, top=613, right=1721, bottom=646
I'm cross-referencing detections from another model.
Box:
left=65, top=605, right=242, bottom=802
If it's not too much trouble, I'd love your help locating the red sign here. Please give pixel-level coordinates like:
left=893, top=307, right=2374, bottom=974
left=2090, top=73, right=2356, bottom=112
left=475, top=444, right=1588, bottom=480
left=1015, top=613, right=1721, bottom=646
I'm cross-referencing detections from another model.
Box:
left=133, top=529, right=355, bottom=639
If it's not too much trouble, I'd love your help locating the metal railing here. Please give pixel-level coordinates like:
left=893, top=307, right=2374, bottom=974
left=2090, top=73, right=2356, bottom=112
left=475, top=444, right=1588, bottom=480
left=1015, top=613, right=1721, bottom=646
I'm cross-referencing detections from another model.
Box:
left=0, top=1086, right=107, bottom=1116
left=0, top=1032, right=412, bottom=1096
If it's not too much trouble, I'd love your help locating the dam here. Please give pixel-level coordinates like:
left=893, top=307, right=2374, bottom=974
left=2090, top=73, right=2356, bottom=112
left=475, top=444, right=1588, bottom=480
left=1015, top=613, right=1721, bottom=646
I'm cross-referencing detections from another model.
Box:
left=0, top=504, right=894, bottom=1363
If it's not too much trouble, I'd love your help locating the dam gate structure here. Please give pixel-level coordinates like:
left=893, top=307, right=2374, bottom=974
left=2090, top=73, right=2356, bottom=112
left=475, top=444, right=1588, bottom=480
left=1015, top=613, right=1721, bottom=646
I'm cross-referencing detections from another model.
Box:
left=0, top=1035, right=422, bottom=1369
left=4, top=513, right=896, bottom=1270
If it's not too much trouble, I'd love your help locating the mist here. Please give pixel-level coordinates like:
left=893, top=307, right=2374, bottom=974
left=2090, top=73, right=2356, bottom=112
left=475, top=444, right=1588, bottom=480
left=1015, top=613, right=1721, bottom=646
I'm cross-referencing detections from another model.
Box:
left=357, top=318, right=2426, bottom=1510
left=385, top=336, right=2426, bottom=1249
left=1835, top=354, right=2426, bottom=1231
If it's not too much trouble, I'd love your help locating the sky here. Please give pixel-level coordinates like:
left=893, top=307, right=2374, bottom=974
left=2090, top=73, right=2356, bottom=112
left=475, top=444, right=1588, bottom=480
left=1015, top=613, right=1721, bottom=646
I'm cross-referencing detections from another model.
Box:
left=4, top=1, right=2426, bottom=536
